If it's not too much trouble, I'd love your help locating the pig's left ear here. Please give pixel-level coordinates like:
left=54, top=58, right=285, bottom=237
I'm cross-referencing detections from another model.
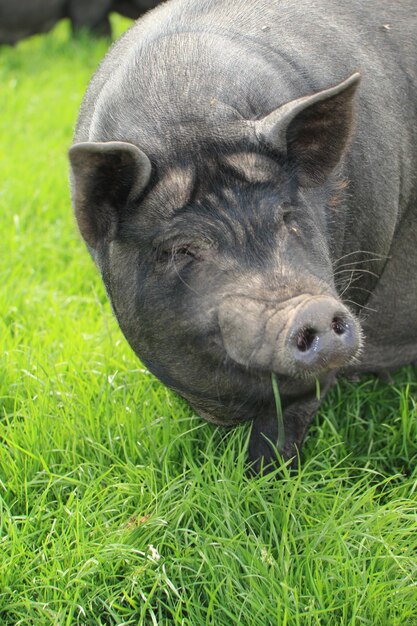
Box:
left=254, top=72, right=360, bottom=186
left=69, top=141, right=152, bottom=249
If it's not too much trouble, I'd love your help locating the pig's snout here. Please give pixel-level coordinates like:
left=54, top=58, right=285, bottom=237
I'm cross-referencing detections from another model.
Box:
left=218, top=295, right=362, bottom=377
left=288, top=298, right=361, bottom=373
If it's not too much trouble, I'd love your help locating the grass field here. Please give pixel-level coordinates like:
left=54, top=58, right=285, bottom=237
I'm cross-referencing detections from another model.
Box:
left=1, top=15, right=417, bottom=626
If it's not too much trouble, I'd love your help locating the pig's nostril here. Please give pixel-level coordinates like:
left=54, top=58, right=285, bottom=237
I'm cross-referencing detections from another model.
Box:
left=331, top=316, right=348, bottom=336
left=296, top=327, right=317, bottom=352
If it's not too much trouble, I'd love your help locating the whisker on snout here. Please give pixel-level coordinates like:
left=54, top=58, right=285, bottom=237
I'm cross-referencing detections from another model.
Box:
left=333, top=249, right=390, bottom=266
left=333, top=268, right=380, bottom=279
left=342, top=299, right=377, bottom=313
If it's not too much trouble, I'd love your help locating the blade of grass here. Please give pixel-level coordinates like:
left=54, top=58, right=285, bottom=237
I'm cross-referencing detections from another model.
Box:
left=271, top=372, right=285, bottom=451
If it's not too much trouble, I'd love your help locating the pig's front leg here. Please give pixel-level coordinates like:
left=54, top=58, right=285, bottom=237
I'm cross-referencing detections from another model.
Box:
left=248, top=378, right=334, bottom=474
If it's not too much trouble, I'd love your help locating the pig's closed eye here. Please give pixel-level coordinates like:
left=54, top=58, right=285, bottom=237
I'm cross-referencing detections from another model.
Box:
left=173, top=245, right=196, bottom=258
left=157, top=242, right=199, bottom=263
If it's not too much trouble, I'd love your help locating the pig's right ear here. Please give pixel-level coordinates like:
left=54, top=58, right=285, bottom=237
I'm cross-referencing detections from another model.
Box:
left=69, top=141, right=152, bottom=248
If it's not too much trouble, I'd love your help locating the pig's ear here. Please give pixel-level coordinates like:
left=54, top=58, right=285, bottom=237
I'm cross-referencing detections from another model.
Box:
left=254, top=72, right=360, bottom=186
left=69, top=141, right=152, bottom=248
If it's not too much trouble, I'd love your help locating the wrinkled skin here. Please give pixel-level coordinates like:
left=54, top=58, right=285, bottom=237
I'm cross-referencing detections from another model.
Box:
left=0, top=0, right=161, bottom=44
left=69, top=0, right=417, bottom=473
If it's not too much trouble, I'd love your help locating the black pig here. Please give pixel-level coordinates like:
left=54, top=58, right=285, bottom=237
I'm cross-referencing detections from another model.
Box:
left=69, top=0, right=417, bottom=472
left=0, top=0, right=161, bottom=44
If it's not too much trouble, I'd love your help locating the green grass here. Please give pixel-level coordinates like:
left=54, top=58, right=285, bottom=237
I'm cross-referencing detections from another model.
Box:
left=1, top=16, right=417, bottom=626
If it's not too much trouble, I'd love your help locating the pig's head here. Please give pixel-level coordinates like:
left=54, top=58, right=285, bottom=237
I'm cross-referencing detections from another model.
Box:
left=70, top=72, right=362, bottom=471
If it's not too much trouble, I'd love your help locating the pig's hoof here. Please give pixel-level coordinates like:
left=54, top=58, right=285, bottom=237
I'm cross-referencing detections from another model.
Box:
left=247, top=428, right=297, bottom=476
left=246, top=446, right=299, bottom=477
left=247, top=454, right=279, bottom=477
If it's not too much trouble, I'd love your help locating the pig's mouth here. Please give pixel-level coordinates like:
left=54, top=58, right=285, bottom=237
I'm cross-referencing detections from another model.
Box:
left=223, top=347, right=358, bottom=388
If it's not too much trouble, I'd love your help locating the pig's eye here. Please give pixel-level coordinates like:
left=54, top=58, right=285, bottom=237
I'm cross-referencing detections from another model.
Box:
left=173, top=245, right=196, bottom=258
left=157, top=242, right=199, bottom=263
